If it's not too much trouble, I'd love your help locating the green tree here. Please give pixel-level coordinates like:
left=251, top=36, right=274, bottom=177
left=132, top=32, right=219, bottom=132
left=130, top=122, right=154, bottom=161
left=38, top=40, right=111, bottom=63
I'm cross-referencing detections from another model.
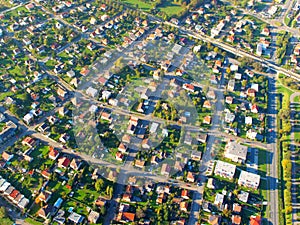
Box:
left=95, top=178, right=104, bottom=191
left=0, top=207, right=7, bottom=219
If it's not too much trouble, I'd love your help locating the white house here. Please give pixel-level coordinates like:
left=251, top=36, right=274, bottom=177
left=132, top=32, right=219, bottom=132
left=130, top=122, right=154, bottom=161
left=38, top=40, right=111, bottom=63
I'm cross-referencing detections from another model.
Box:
left=23, top=113, right=34, bottom=124
left=86, top=87, right=98, bottom=98
left=238, top=171, right=260, bottom=190
left=224, top=141, right=248, bottom=163
left=214, top=160, right=236, bottom=180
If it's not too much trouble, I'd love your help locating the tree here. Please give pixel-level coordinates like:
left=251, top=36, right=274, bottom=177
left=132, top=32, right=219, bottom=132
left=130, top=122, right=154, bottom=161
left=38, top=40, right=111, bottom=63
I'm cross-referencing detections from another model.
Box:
left=136, top=207, right=145, bottom=219
left=0, top=207, right=7, bottom=219
left=241, top=80, right=247, bottom=87
left=95, top=178, right=104, bottom=191
left=221, top=208, right=231, bottom=217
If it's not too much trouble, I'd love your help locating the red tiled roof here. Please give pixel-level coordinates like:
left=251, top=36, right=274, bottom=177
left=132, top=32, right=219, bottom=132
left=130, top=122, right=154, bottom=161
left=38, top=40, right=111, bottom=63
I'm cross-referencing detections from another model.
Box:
left=122, top=212, right=135, bottom=222
left=9, top=189, right=19, bottom=199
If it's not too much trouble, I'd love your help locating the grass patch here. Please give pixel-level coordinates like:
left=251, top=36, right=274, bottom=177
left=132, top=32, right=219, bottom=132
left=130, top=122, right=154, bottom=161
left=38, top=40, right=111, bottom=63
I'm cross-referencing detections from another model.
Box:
left=159, top=1, right=185, bottom=17
left=120, top=0, right=152, bottom=12
left=25, top=217, right=44, bottom=225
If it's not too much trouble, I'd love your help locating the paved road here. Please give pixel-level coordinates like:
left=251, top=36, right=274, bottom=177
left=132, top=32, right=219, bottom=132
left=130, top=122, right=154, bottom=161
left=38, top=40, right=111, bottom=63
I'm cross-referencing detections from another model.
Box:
left=266, top=74, right=279, bottom=225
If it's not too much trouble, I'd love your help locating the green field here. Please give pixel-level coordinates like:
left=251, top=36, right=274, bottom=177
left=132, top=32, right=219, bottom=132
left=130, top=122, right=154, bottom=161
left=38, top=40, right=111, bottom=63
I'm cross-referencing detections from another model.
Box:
left=121, top=0, right=185, bottom=17
left=121, top=0, right=152, bottom=11
left=158, top=1, right=185, bottom=17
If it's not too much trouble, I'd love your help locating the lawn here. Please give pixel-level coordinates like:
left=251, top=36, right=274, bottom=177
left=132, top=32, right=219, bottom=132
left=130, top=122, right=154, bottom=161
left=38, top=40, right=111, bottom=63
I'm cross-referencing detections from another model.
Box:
left=25, top=217, right=44, bottom=225
left=120, top=0, right=185, bottom=17
left=277, top=85, right=294, bottom=108
left=0, top=218, right=13, bottom=225
left=159, top=1, right=185, bottom=17
left=294, top=95, right=300, bottom=103
left=120, top=0, right=152, bottom=11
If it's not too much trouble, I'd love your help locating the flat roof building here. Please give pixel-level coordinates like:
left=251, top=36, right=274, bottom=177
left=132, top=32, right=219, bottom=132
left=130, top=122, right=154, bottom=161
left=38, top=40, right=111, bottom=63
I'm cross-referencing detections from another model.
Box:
left=224, top=141, right=248, bottom=163
left=214, top=160, right=236, bottom=180
left=238, top=171, right=260, bottom=190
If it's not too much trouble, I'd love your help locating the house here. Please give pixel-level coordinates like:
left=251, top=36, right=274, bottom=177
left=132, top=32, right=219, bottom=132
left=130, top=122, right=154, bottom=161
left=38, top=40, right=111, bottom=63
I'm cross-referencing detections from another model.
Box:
left=70, top=158, right=82, bottom=170
left=80, top=67, right=90, bottom=76
left=116, top=152, right=124, bottom=161
left=153, top=70, right=161, bottom=80
left=235, top=73, right=242, bottom=80
left=245, top=116, right=252, bottom=125
left=214, top=160, right=236, bottom=179
left=0, top=182, right=10, bottom=192
left=180, top=201, right=188, bottom=212
left=233, top=203, right=242, bottom=213
left=183, top=83, right=195, bottom=93
left=66, top=70, right=75, bottom=78
left=142, top=138, right=151, bottom=149
left=57, top=87, right=67, bottom=98
left=230, top=64, right=239, bottom=72
left=214, top=193, right=224, bottom=206
left=88, top=210, right=100, bottom=224
left=203, top=115, right=211, bottom=124
left=291, top=55, right=298, bottom=64
left=38, top=122, right=49, bottom=133
left=13, top=194, right=24, bottom=204
left=203, top=100, right=212, bottom=109
left=238, top=171, right=260, bottom=189
left=57, top=157, right=71, bottom=168
left=227, top=79, right=235, bottom=91
left=122, top=134, right=131, bottom=144
left=118, top=143, right=127, bottom=153
left=251, top=104, right=259, bottom=113
left=197, top=133, right=208, bottom=144
left=68, top=212, right=85, bottom=224
left=18, top=197, right=29, bottom=209
left=59, top=133, right=69, bottom=143
left=23, top=113, right=34, bottom=125
left=247, top=88, right=256, bottom=97
left=207, top=178, right=215, bottom=189
left=232, top=215, right=242, bottom=225
left=191, top=151, right=202, bottom=161
left=224, top=111, right=235, bottom=123
left=121, top=212, right=135, bottom=223
left=224, top=141, right=248, bottom=163
left=36, top=190, right=52, bottom=203
left=102, top=90, right=111, bottom=100
left=161, top=164, right=171, bottom=176
left=250, top=215, right=261, bottom=225
left=174, top=161, right=184, bottom=171
left=8, top=189, right=19, bottom=201
left=246, top=129, right=258, bottom=140
left=41, top=170, right=51, bottom=180
left=186, top=172, right=195, bottom=182
left=101, top=112, right=112, bottom=123
left=86, top=87, right=98, bottom=98
left=2, top=151, right=13, bottom=162
left=294, top=44, right=300, bottom=55
left=48, top=116, right=58, bottom=125
left=95, top=196, right=107, bottom=207
left=238, top=190, right=249, bottom=203
left=208, top=215, right=221, bottom=225
left=135, top=159, right=145, bottom=169
left=225, top=96, right=233, bottom=104
left=49, top=147, right=59, bottom=160
left=207, top=90, right=216, bottom=99
left=261, top=27, right=270, bottom=36
left=181, top=190, right=189, bottom=199
left=22, top=137, right=36, bottom=148
left=37, top=205, right=53, bottom=220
